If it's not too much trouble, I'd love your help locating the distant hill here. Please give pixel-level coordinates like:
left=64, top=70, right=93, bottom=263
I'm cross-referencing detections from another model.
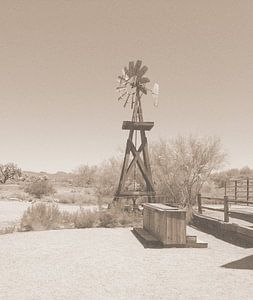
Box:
left=23, top=171, right=75, bottom=183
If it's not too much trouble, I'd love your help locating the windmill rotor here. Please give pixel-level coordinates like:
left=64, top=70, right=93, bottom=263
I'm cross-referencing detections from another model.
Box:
left=116, top=60, right=159, bottom=109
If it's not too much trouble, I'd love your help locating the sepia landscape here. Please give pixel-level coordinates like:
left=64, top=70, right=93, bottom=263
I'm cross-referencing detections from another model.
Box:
left=1, top=1, right=253, bottom=299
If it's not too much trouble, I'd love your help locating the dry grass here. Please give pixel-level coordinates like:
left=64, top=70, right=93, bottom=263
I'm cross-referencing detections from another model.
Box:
left=55, top=192, right=97, bottom=205
left=61, top=209, right=98, bottom=229
left=0, top=225, right=16, bottom=235
left=18, top=203, right=142, bottom=232
left=20, top=203, right=63, bottom=231
left=0, top=183, right=113, bottom=207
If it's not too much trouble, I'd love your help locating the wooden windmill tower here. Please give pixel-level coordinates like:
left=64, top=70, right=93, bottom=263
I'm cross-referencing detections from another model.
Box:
left=114, top=60, right=159, bottom=204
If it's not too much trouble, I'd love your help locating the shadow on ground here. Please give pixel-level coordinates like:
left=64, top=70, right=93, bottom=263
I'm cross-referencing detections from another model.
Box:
left=221, top=255, right=253, bottom=270
left=190, top=225, right=253, bottom=248
left=131, top=229, right=163, bottom=249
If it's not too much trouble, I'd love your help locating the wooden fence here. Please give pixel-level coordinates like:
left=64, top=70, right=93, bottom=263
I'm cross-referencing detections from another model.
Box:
left=197, top=193, right=253, bottom=223
left=225, top=178, right=253, bottom=204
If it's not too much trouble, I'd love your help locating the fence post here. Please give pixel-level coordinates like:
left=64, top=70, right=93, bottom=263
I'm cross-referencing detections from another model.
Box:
left=197, top=193, right=202, bottom=214
left=247, top=178, right=249, bottom=206
left=235, top=180, right=237, bottom=204
left=224, top=195, right=229, bottom=222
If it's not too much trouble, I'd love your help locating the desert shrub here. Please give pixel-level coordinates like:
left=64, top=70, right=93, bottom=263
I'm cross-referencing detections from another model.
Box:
left=63, top=209, right=98, bottom=228
left=55, top=192, right=97, bottom=205
left=95, top=157, right=121, bottom=199
left=25, top=177, right=56, bottom=199
left=73, top=165, right=97, bottom=187
left=117, top=212, right=135, bottom=227
left=0, top=225, right=16, bottom=235
left=55, top=195, right=75, bottom=204
left=0, top=163, right=22, bottom=184
left=20, top=203, right=62, bottom=231
left=19, top=202, right=142, bottom=232
left=20, top=203, right=99, bottom=231
left=99, top=211, right=118, bottom=228
left=117, top=210, right=142, bottom=227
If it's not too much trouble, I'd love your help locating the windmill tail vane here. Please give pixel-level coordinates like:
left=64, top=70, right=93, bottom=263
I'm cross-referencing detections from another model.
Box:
left=116, top=60, right=159, bottom=109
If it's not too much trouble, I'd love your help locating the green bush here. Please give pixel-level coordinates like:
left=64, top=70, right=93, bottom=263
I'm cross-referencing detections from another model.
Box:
left=25, top=177, right=55, bottom=199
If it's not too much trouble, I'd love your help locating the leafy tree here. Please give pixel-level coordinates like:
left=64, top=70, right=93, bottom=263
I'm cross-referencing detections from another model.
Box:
left=239, top=166, right=252, bottom=178
left=0, top=163, right=22, bottom=184
left=150, top=136, right=226, bottom=219
left=95, top=157, right=121, bottom=199
left=73, top=164, right=97, bottom=187
left=211, top=166, right=253, bottom=188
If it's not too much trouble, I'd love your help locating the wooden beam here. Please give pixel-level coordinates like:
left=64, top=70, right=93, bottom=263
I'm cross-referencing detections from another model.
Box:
left=129, top=142, right=155, bottom=191
left=126, top=140, right=146, bottom=176
left=122, top=121, right=154, bottom=131
left=118, top=191, right=156, bottom=197
left=115, top=130, right=134, bottom=194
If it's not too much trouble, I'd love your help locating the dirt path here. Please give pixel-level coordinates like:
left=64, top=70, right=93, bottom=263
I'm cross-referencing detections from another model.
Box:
left=0, top=227, right=252, bottom=300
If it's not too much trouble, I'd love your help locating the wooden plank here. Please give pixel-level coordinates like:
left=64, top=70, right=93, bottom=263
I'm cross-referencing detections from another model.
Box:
left=119, top=191, right=156, bottom=196
left=141, top=130, right=154, bottom=195
left=114, top=130, right=134, bottom=196
left=122, top=121, right=154, bottom=131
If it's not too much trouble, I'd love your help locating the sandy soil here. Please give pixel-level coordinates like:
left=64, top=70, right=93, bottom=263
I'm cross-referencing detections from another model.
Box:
left=0, top=227, right=252, bottom=300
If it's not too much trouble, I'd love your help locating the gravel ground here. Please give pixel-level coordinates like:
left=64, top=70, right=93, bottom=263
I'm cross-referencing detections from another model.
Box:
left=0, top=227, right=252, bottom=300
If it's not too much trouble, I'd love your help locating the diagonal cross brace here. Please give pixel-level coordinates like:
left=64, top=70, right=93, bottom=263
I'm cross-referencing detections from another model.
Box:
left=128, top=141, right=155, bottom=191
left=126, top=140, right=146, bottom=175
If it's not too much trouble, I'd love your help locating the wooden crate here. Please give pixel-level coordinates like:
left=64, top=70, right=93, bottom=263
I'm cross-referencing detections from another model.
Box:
left=143, top=203, right=186, bottom=245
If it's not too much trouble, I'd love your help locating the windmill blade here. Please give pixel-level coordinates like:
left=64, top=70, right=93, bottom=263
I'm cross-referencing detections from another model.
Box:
left=117, top=76, right=123, bottom=84
left=118, top=75, right=127, bottom=84
left=137, top=65, right=148, bottom=78
left=118, top=91, right=127, bottom=101
left=116, top=86, right=127, bottom=92
left=139, top=85, right=147, bottom=95
left=123, top=93, right=131, bottom=107
left=124, top=66, right=129, bottom=77
left=134, top=60, right=142, bottom=74
left=128, top=61, right=135, bottom=77
left=139, top=77, right=150, bottom=84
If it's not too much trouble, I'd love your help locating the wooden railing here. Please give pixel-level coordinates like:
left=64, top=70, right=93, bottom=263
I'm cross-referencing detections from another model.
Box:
left=225, top=178, right=253, bottom=205
left=197, top=193, right=253, bottom=223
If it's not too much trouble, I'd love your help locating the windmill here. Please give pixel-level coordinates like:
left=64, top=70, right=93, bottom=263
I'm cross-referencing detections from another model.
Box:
left=114, top=60, right=159, bottom=205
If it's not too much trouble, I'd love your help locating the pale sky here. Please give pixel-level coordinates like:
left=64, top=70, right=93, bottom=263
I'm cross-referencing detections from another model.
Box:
left=0, top=0, right=253, bottom=172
